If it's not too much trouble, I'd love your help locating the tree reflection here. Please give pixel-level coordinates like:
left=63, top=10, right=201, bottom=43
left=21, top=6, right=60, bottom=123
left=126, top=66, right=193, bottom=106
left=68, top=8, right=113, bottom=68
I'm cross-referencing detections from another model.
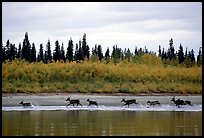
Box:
left=2, top=111, right=202, bottom=136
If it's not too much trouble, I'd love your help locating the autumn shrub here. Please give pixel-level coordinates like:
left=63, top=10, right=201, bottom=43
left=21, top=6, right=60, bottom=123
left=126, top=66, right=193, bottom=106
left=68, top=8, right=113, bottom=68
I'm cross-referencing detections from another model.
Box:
left=2, top=59, right=202, bottom=94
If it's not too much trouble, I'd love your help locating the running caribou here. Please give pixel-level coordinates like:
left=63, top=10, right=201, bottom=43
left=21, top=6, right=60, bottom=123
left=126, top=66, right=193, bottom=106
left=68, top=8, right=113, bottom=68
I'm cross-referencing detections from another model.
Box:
left=171, top=96, right=192, bottom=108
left=20, top=101, right=32, bottom=107
left=87, top=99, right=98, bottom=107
left=121, top=98, right=139, bottom=107
left=147, top=100, right=160, bottom=107
left=66, top=96, right=82, bottom=107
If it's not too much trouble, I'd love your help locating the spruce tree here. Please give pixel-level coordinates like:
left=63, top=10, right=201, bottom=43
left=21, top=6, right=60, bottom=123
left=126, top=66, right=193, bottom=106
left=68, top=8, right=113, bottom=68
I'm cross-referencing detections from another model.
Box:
left=86, top=45, right=90, bottom=60
left=93, top=44, right=98, bottom=55
left=53, top=40, right=61, bottom=61
left=190, top=49, right=195, bottom=63
left=105, top=47, right=110, bottom=64
left=97, top=45, right=103, bottom=61
left=10, top=43, right=16, bottom=61
left=178, top=43, right=184, bottom=64
left=5, top=40, right=10, bottom=60
left=78, top=41, right=83, bottom=61
left=66, top=38, right=74, bottom=62
left=112, top=45, right=118, bottom=64
left=185, top=47, right=188, bottom=60
left=22, top=32, right=31, bottom=61
left=168, top=38, right=176, bottom=60
left=126, top=48, right=131, bottom=62
left=60, top=43, right=66, bottom=62
left=4, top=40, right=17, bottom=61
left=30, top=43, right=36, bottom=62
left=38, top=44, right=44, bottom=62
left=82, top=33, right=87, bottom=60
left=74, top=43, right=79, bottom=61
left=134, top=46, right=138, bottom=56
left=161, top=47, right=166, bottom=60
left=45, top=39, right=52, bottom=63
left=158, top=45, right=161, bottom=57
left=117, top=48, right=122, bottom=60
left=16, top=43, right=21, bottom=59
left=197, top=47, right=202, bottom=66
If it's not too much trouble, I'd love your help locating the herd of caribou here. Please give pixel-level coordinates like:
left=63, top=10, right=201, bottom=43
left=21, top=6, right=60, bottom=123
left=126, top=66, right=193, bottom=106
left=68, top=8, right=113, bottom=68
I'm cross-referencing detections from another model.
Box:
left=20, top=96, right=192, bottom=108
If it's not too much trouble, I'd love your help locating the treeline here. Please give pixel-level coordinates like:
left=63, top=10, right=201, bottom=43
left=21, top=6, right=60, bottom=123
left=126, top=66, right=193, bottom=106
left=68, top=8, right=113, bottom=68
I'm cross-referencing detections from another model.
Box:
left=2, top=32, right=202, bottom=67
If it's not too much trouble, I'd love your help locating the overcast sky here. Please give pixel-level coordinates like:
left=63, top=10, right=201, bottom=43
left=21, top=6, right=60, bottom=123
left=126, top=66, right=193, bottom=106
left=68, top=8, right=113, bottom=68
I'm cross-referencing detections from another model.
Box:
left=2, top=2, right=202, bottom=56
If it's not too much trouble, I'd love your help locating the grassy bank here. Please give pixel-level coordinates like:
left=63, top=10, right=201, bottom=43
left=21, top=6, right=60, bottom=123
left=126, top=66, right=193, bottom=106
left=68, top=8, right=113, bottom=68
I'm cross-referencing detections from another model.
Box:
left=2, top=59, right=202, bottom=94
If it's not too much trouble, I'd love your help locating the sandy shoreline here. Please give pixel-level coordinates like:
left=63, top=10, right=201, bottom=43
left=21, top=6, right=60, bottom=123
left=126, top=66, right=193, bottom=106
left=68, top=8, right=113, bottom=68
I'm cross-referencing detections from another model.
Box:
left=2, top=93, right=202, bottom=107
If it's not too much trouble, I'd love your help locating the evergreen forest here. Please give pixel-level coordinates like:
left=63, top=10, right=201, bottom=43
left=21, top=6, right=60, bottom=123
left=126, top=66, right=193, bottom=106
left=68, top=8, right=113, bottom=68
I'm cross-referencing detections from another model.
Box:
left=2, top=32, right=202, bottom=94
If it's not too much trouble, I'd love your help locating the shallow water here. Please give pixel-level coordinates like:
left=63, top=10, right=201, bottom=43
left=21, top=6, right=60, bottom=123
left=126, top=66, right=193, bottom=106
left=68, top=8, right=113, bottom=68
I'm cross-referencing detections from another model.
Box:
left=2, top=103, right=202, bottom=112
left=2, top=104, right=202, bottom=136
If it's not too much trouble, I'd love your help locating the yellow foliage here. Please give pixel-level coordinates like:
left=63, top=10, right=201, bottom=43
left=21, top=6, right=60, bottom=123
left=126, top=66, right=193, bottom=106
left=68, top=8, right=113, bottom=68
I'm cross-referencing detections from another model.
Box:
left=2, top=59, right=202, bottom=94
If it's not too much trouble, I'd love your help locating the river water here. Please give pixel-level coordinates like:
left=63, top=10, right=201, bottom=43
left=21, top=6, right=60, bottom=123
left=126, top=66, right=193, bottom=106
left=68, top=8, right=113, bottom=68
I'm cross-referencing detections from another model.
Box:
left=2, top=104, right=202, bottom=136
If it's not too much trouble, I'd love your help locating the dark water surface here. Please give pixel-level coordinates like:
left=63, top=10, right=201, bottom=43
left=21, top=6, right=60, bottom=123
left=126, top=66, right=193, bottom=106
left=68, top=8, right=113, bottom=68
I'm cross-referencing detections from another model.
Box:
left=2, top=110, right=202, bottom=136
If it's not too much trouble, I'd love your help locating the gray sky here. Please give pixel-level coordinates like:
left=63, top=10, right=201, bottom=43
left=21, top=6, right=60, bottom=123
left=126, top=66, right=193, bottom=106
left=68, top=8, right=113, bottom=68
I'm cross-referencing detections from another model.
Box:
left=2, top=2, right=202, bottom=56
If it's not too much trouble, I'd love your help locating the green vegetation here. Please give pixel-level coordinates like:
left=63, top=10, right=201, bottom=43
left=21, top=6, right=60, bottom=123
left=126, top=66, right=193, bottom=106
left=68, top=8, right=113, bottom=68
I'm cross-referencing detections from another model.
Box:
left=2, top=33, right=202, bottom=94
left=2, top=59, right=202, bottom=94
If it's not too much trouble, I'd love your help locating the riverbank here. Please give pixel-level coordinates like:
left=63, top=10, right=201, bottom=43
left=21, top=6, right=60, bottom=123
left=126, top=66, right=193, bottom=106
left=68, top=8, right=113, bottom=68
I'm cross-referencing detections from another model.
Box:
left=2, top=92, right=202, bottom=107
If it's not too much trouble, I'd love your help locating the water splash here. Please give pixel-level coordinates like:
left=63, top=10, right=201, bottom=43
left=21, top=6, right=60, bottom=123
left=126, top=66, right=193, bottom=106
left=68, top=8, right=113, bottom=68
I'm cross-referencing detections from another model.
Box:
left=2, top=104, right=202, bottom=112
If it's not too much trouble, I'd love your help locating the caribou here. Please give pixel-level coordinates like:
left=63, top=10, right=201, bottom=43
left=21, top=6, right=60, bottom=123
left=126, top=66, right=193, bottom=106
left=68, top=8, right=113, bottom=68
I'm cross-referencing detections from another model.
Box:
left=121, top=98, right=138, bottom=108
left=66, top=97, right=82, bottom=107
left=87, top=99, right=98, bottom=107
left=147, top=100, right=160, bottom=107
left=20, top=101, right=32, bottom=107
left=171, top=97, right=186, bottom=108
left=185, top=100, right=192, bottom=106
left=171, top=96, right=192, bottom=108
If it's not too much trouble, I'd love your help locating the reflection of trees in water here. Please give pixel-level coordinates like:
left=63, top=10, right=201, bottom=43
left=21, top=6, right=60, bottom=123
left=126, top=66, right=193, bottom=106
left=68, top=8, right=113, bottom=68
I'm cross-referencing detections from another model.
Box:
left=2, top=111, right=202, bottom=136
left=30, top=110, right=81, bottom=135
left=168, top=112, right=201, bottom=136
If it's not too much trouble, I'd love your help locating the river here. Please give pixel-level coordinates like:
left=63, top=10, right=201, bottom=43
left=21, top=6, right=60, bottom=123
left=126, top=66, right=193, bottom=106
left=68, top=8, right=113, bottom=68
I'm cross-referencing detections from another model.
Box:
left=2, top=104, right=202, bottom=136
